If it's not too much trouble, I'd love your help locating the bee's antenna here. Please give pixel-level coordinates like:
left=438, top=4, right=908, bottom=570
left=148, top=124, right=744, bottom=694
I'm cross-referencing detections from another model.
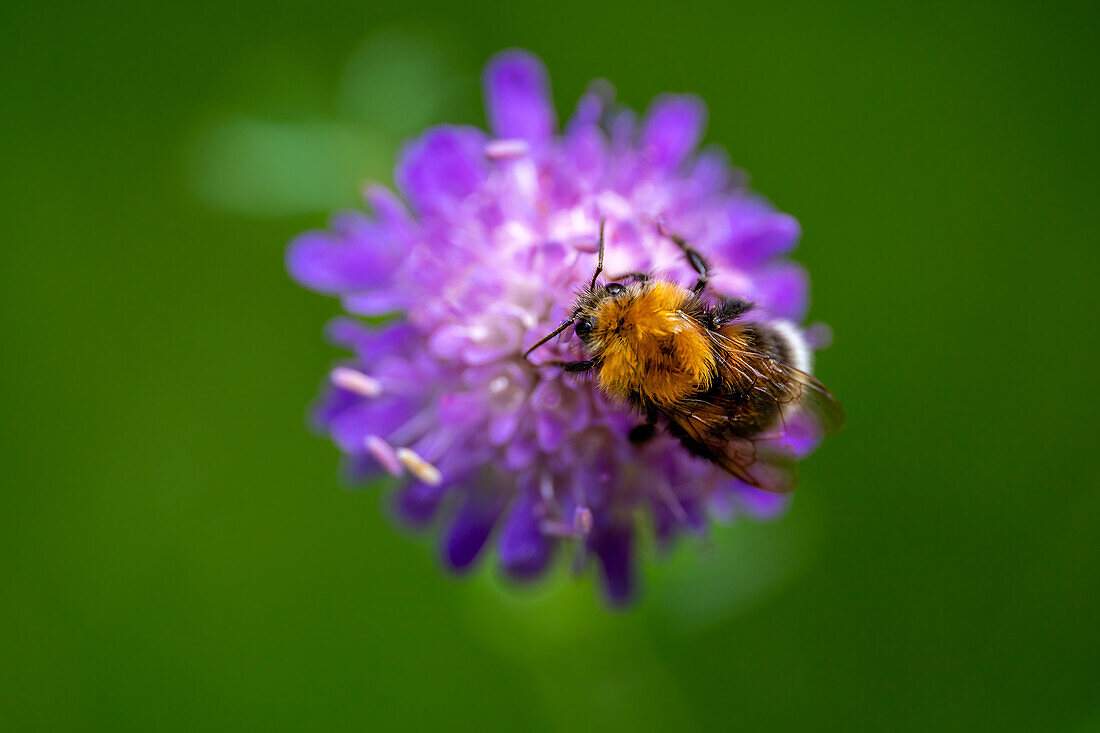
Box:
left=523, top=315, right=577, bottom=359
left=526, top=219, right=604, bottom=360
left=589, top=219, right=606, bottom=289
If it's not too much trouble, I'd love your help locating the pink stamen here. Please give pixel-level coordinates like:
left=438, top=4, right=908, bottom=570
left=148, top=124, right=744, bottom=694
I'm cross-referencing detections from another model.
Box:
left=364, top=435, right=403, bottom=477
left=485, top=138, right=530, bottom=160
left=330, top=367, right=382, bottom=398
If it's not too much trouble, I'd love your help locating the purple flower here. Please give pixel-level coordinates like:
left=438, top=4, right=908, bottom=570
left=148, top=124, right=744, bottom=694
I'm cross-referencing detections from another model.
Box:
left=289, top=49, right=817, bottom=606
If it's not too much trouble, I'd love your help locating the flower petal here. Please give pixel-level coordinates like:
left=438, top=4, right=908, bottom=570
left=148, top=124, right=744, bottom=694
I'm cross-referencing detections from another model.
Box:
left=364, top=184, right=412, bottom=232
left=641, top=94, right=707, bottom=169
left=395, top=125, right=488, bottom=214
left=535, top=412, right=565, bottom=452
left=731, top=484, right=791, bottom=520
left=503, top=434, right=539, bottom=471
left=488, top=411, right=521, bottom=446
left=310, top=386, right=361, bottom=433
left=498, top=494, right=552, bottom=580
left=393, top=480, right=450, bottom=527
left=589, top=521, right=637, bottom=607
left=752, top=262, right=810, bottom=321
left=328, top=398, right=413, bottom=453
left=286, top=228, right=396, bottom=295
left=324, top=318, right=414, bottom=360
left=566, top=89, right=604, bottom=133
left=443, top=492, right=506, bottom=572
left=483, top=50, right=556, bottom=143
left=341, top=289, right=410, bottom=316
left=725, top=204, right=801, bottom=268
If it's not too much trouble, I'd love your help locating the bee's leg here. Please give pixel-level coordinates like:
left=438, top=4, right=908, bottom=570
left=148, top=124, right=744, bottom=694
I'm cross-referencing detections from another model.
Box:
left=659, top=223, right=710, bottom=294
left=542, top=359, right=597, bottom=373
left=628, top=423, right=656, bottom=444
left=607, top=271, right=649, bottom=284
left=711, top=296, right=753, bottom=327
left=628, top=406, right=660, bottom=444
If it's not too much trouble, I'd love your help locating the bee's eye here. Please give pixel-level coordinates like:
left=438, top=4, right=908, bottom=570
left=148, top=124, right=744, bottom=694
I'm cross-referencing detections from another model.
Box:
left=574, top=317, right=595, bottom=339
left=605, top=282, right=625, bottom=295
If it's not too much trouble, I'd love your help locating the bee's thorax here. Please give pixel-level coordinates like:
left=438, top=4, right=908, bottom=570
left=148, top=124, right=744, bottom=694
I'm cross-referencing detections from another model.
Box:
left=584, top=280, right=716, bottom=406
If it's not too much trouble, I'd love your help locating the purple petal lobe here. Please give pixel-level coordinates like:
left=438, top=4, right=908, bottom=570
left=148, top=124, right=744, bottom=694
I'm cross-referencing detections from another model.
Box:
left=324, top=318, right=414, bottom=359
left=535, top=412, right=565, bottom=452
left=498, top=494, right=551, bottom=580
left=728, top=212, right=802, bottom=268
left=589, top=521, right=637, bottom=607
left=503, top=434, right=538, bottom=471
left=396, top=125, right=488, bottom=214
left=641, top=94, right=707, bottom=169
left=364, top=185, right=411, bottom=232
left=393, top=480, right=449, bottom=527
left=341, top=289, right=409, bottom=316
left=733, top=484, right=791, bottom=520
left=752, top=263, right=810, bottom=321
left=566, top=90, right=603, bottom=132
left=443, top=492, right=506, bottom=572
left=488, top=411, right=521, bottom=446
left=286, top=229, right=395, bottom=294
left=483, top=50, right=556, bottom=143
left=310, top=385, right=361, bottom=432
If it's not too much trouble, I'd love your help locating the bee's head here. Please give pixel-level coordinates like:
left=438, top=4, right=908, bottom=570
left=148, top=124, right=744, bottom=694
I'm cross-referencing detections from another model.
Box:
left=572, top=282, right=626, bottom=344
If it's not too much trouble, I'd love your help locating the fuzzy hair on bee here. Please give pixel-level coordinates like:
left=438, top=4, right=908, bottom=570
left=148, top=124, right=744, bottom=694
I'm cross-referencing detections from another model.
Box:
left=575, top=278, right=717, bottom=405
left=524, top=220, right=844, bottom=494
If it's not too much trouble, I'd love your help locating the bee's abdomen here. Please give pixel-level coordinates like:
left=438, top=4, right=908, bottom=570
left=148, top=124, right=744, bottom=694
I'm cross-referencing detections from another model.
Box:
left=715, top=321, right=812, bottom=437
left=749, top=320, right=812, bottom=374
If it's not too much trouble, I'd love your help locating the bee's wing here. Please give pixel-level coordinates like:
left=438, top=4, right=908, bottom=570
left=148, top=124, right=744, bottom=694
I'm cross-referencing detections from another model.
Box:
left=711, top=326, right=846, bottom=442
left=659, top=400, right=800, bottom=494
left=766, top=366, right=846, bottom=442
left=659, top=330, right=845, bottom=494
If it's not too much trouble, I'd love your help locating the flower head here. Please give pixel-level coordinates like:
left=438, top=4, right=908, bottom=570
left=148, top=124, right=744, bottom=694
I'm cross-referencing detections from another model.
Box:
left=289, top=50, right=817, bottom=605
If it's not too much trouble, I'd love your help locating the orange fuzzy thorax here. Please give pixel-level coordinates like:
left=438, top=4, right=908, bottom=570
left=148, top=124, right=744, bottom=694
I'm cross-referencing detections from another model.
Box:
left=586, top=280, right=716, bottom=405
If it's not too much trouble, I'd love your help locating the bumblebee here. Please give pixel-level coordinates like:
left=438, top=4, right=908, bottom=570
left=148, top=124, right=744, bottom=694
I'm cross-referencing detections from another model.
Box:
left=524, top=221, right=844, bottom=493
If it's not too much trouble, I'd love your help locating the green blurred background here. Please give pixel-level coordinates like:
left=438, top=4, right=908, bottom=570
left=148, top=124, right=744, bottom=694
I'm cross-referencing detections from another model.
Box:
left=3, top=0, right=1098, bottom=730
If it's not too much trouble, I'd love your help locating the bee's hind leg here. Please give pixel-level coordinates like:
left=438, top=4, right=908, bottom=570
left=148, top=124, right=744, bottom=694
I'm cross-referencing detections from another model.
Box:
left=628, top=423, right=657, bottom=444
left=710, top=296, right=754, bottom=328
left=628, top=406, right=660, bottom=444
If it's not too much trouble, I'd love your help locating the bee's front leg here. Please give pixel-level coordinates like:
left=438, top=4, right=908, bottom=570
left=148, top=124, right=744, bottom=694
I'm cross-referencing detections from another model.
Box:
left=541, top=359, right=597, bottom=373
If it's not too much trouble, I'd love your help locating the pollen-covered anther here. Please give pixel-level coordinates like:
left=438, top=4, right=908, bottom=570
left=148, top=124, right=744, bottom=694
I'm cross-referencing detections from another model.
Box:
left=539, top=506, right=594, bottom=538
left=396, top=447, right=443, bottom=486
left=330, top=367, right=382, bottom=397
left=485, top=138, right=530, bottom=160
left=364, top=435, right=403, bottom=477
left=573, top=506, right=594, bottom=535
